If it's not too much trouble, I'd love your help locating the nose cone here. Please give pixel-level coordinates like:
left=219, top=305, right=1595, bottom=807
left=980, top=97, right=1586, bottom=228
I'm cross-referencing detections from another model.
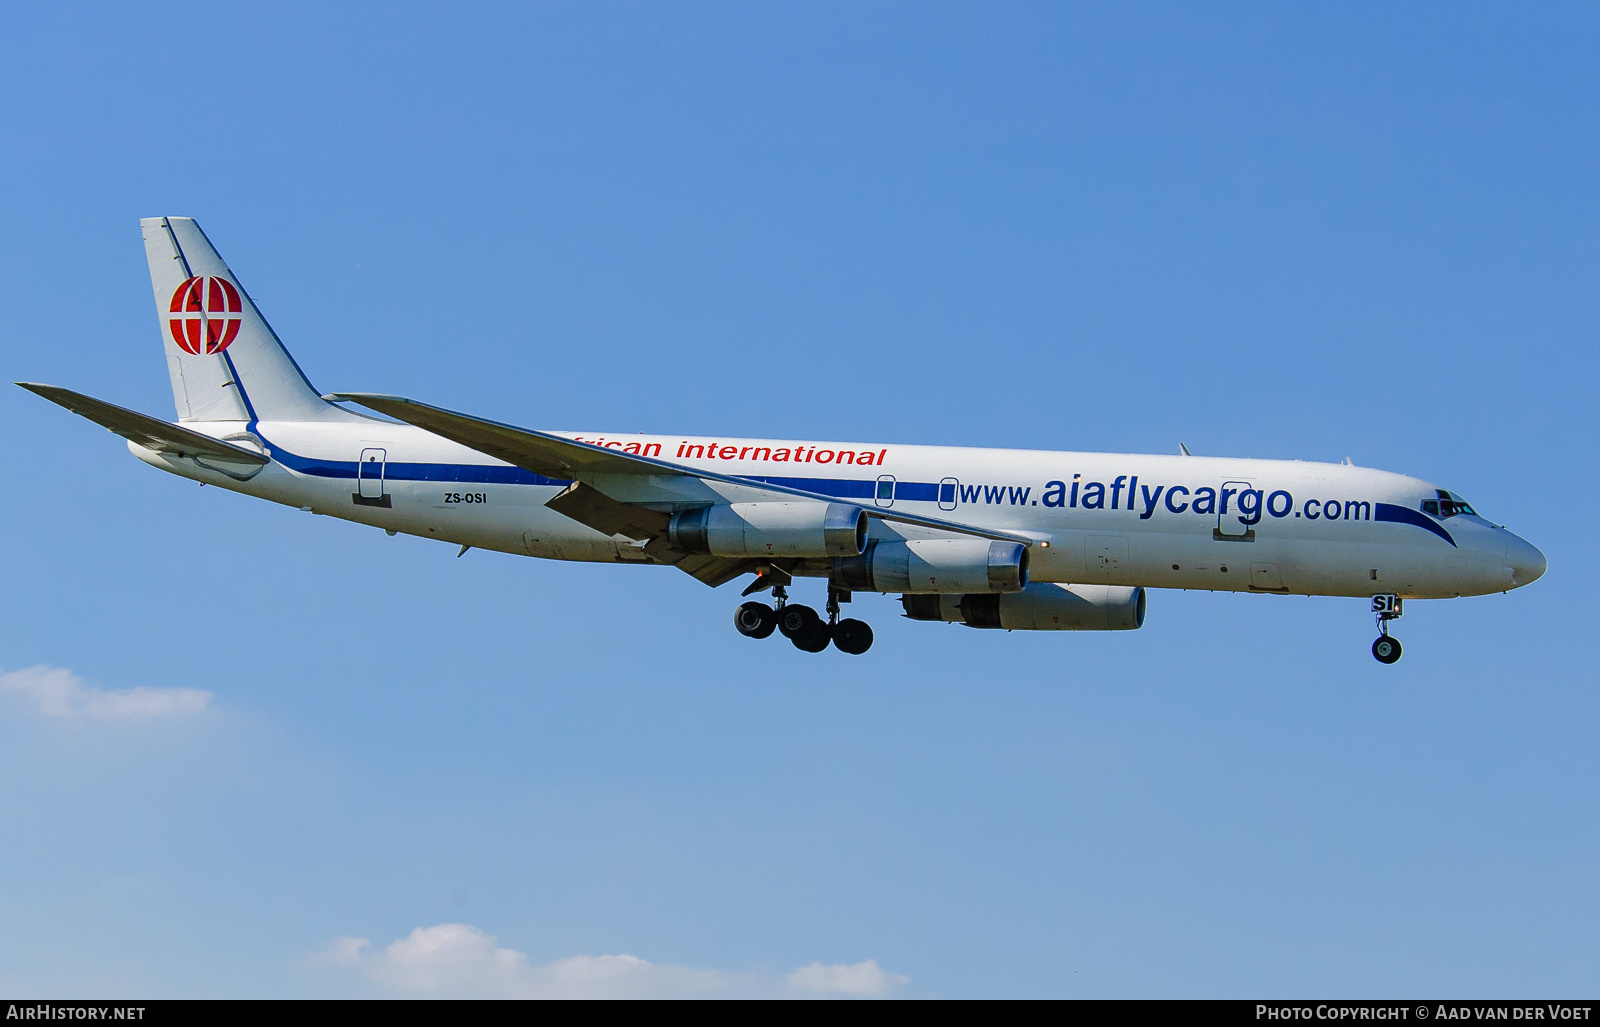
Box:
left=1507, top=534, right=1547, bottom=587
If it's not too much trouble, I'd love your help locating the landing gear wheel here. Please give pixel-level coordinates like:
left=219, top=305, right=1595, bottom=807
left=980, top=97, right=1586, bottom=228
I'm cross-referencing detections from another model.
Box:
left=778, top=604, right=820, bottom=640
left=793, top=620, right=832, bottom=653
left=1372, top=636, right=1402, bottom=664
left=734, top=601, right=777, bottom=639
left=832, top=618, right=873, bottom=655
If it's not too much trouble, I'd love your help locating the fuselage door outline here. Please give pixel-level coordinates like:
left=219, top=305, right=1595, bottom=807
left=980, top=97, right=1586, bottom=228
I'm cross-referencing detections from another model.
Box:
left=358, top=448, right=387, bottom=501
left=1214, top=479, right=1256, bottom=542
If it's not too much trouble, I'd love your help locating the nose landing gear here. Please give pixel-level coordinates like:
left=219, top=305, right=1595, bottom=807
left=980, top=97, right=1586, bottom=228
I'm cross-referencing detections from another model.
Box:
left=734, top=584, right=872, bottom=654
left=1372, top=635, right=1402, bottom=663
left=1371, top=594, right=1403, bottom=664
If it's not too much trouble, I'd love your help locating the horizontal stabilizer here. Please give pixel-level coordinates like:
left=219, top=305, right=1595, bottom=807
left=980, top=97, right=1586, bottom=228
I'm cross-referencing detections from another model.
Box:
left=17, top=383, right=269, bottom=466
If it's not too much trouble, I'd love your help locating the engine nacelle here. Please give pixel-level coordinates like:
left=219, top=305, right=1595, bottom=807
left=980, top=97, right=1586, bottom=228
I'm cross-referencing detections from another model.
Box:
left=902, top=583, right=1146, bottom=630
left=833, top=539, right=1029, bottom=594
left=668, top=502, right=867, bottom=558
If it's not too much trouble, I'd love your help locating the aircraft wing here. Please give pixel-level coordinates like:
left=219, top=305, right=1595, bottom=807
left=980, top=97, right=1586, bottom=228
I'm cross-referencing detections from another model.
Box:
left=330, top=393, right=1037, bottom=585
left=18, top=383, right=269, bottom=466
left=328, top=393, right=662, bottom=481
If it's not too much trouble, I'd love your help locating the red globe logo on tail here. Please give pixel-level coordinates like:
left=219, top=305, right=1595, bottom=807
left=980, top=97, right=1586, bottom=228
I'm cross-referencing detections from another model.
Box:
left=168, top=276, right=243, bottom=355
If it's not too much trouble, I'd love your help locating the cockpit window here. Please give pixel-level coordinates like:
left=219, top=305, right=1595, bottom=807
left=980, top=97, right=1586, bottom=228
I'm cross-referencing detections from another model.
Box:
left=1423, top=489, right=1476, bottom=519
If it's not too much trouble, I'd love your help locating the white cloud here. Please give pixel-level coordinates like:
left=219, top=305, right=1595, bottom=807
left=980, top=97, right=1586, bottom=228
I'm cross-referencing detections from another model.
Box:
left=0, top=665, right=211, bottom=720
left=786, top=959, right=910, bottom=996
left=311, top=936, right=369, bottom=968
left=317, top=923, right=908, bottom=999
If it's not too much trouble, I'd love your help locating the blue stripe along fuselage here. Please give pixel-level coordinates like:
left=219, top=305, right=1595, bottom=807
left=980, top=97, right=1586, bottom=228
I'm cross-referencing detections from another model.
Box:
left=259, top=436, right=1458, bottom=544
left=1374, top=503, right=1456, bottom=547
left=263, top=436, right=903, bottom=498
left=273, top=443, right=570, bottom=486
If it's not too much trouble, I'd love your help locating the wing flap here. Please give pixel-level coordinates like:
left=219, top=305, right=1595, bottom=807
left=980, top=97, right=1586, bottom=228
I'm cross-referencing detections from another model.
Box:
left=674, top=553, right=760, bottom=588
left=545, top=482, right=670, bottom=541
left=544, top=481, right=760, bottom=587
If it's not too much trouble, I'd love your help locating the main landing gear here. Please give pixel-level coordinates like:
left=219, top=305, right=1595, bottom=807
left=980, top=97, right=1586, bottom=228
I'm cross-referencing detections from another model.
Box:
left=734, top=585, right=873, bottom=655
left=1371, top=594, right=1403, bottom=664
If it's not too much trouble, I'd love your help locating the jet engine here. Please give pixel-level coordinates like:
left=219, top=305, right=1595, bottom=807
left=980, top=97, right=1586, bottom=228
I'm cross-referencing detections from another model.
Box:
left=833, top=539, right=1029, bottom=594
left=668, top=502, right=867, bottom=558
left=902, top=583, right=1146, bottom=630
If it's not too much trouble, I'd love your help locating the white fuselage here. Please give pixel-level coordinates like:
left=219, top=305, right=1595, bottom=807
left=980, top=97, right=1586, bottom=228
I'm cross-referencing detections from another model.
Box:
left=130, top=419, right=1545, bottom=601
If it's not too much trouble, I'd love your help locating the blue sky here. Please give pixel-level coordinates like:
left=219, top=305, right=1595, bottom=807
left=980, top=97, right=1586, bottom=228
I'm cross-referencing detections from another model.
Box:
left=0, top=2, right=1595, bottom=998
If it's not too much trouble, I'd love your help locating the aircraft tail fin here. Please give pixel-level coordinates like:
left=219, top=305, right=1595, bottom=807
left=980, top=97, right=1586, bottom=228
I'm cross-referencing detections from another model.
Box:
left=140, top=217, right=358, bottom=423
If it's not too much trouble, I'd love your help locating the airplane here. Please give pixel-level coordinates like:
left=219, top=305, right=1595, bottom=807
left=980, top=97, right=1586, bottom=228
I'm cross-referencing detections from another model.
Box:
left=20, top=217, right=1546, bottom=661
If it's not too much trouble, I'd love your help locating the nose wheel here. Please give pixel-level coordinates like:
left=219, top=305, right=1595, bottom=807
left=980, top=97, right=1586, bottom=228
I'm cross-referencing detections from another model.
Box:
left=734, top=585, right=872, bottom=654
left=1371, top=594, right=1403, bottom=664
left=1372, top=635, right=1402, bottom=664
